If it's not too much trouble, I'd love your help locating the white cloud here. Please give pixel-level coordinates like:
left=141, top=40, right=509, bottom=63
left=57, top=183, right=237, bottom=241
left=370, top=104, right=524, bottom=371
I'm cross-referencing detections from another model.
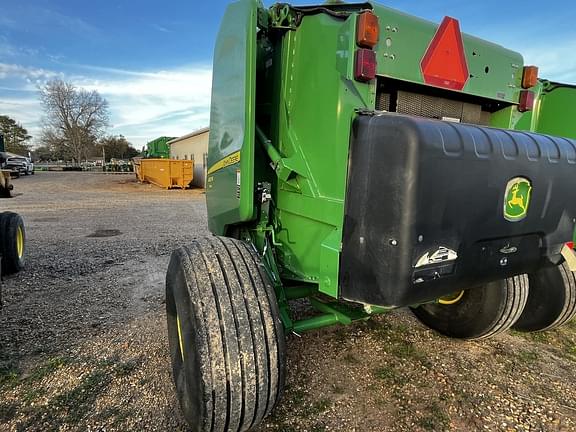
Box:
left=0, top=63, right=62, bottom=82
left=0, top=63, right=212, bottom=147
left=518, top=42, right=576, bottom=84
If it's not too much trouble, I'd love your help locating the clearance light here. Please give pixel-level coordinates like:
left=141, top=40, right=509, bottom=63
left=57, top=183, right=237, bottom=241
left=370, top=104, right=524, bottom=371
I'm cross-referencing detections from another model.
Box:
left=357, top=11, right=379, bottom=48
left=354, top=48, right=377, bottom=82
left=522, top=65, right=539, bottom=89
left=518, top=90, right=535, bottom=112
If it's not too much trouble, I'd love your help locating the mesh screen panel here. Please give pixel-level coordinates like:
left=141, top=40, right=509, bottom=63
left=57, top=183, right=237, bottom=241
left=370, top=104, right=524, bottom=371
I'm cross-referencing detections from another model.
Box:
left=376, top=89, right=491, bottom=125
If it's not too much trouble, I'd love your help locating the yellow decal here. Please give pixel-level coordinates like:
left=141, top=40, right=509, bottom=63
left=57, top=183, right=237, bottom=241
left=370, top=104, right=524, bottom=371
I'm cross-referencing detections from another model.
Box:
left=207, top=151, right=241, bottom=175
left=504, top=177, right=532, bottom=222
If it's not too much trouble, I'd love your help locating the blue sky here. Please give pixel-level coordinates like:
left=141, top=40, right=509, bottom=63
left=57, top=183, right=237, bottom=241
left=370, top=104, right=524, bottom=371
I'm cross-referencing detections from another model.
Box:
left=1, top=0, right=575, bottom=148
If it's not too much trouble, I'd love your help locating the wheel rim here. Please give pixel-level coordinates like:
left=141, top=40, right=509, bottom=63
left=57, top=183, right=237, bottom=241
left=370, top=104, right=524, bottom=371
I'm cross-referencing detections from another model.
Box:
left=176, top=315, right=185, bottom=361
left=16, top=225, right=24, bottom=259
left=438, top=290, right=465, bottom=305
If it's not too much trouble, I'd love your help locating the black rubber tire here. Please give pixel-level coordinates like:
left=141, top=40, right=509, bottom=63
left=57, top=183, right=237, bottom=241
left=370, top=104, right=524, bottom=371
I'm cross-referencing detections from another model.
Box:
left=0, top=211, right=26, bottom=275
left=166, top=236, right=286, bottom=432
left=411, top=275, right=529, bottom=339
left=513, top=262, right=576, bottom=332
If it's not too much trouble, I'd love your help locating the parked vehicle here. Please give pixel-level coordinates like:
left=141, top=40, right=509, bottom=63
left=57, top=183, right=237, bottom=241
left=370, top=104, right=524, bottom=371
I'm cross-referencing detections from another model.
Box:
left=4, top=156, right=34, bottom=176
left=165, top=1, right=576, bottom=431
left=0, top=136, right=26, bottom=307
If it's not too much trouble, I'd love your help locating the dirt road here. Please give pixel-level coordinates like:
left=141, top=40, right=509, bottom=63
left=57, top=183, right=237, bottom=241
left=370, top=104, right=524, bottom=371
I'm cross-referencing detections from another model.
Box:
left=1, top=172, right=576, bottom=432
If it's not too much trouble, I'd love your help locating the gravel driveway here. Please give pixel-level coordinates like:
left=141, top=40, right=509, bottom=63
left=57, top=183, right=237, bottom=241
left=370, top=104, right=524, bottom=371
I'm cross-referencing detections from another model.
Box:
left=1, top=172, right=576, bottom=432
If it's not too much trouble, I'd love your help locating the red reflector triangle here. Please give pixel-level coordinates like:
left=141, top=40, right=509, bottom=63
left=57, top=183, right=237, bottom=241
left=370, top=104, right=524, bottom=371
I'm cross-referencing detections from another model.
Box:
left=420, top=16, right=469, bottom=91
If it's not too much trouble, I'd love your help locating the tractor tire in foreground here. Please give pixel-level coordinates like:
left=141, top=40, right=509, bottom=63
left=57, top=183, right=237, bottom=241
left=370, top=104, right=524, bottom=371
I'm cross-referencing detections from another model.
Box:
left=513, top=262, right=576, bottom=332
left=166, top=236, right=286, bottom=432
left=412, top=275, right=529, bottom=340
left=0, top=211, right=25, bottom=275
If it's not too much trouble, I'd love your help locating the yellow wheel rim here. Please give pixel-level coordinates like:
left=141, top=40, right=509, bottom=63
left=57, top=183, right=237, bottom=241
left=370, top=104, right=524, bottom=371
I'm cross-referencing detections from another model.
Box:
left=438, top=290, right=465, bottom=305
left=16, top=226, right=24, bottom=259
left=176, top=315, right=185, bottom=361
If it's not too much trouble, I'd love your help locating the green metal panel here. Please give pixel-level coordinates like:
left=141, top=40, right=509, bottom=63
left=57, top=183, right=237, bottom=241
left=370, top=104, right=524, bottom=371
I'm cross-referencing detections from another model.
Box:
left=206, top=0, right=259, bottom=235
left=533, top=82, right=576, bottom=139
left=371, top=3, right=524, bottom=103
left=266, top=11, right=373, bottom=297
left=146, top=136, right=174, bottom=159
left=206, top=1, right=563, bottom=315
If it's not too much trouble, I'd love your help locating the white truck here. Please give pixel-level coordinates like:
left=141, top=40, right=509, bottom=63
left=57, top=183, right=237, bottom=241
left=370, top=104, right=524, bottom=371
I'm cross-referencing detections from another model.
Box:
left=5, top=155, right=34, bottom=176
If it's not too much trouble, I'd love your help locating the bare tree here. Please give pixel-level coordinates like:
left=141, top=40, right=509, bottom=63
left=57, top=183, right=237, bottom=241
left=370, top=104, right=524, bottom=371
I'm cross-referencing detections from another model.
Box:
left=39, top=79, right=110, bottom=163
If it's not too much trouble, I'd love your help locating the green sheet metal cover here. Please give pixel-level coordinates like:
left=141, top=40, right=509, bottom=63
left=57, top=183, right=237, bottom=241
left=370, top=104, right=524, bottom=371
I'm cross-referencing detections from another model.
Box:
left=535, top=82, right=576, bottom=140
left=206, top=0, right=259, bottom=235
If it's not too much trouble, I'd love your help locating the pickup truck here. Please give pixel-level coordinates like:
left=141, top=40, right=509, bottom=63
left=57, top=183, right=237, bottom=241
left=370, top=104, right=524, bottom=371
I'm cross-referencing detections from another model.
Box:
left=5, top=156, right=34, bottom=176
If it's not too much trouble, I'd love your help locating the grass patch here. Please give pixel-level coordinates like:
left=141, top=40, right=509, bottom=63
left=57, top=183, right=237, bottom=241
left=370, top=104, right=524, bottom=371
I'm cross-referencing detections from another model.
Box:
left=27, top=356, right=71, bottom=383
left=416, top=402, right=450, bottom=431
left=305, top=398, right=331, bottom=416
left=22, top=386, right=47, bottom=404
left=389, top=341, right=432, bottom=368
left=374, top=365, right=400, bottom=384
left=517, top=349, right=539, bottom=364
left=114, top=358, right=141, bottom=377
left=16, top=355, right=139, bottom=430
left=343, top=353, right=359, bottom=365
left=96, top=406, right=133, bottom=427
left=332, top=383, right=346, bottom=394
left=0, top=401, right=18, bottom=422
left=0, top=365, right=20, bottom=390
left=511, top=329, right=551, bottom=344
left=50, top=369, right=112, bottom=423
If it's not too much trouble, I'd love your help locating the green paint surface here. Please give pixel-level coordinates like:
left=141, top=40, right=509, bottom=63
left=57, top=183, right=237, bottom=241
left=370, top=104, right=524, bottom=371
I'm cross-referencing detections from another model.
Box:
left=145, top=136, right=174, bottom=159
left=206, top=0, right=259, bottom=234
left=534, top=82, right=576, bottom=139
left=206, top=0, right=550, bottom=308
left=372, top=3, right=523, bottom=103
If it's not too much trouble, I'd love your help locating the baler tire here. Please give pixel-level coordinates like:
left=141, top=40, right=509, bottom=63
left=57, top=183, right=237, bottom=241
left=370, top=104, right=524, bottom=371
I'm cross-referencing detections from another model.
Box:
left=165, top=236, right=286, bottom=432
left=513, top=262, right=576, bottom=332
left=411, top=274, right=529, bottom=340
left=0, top=212, right=26, bottom=275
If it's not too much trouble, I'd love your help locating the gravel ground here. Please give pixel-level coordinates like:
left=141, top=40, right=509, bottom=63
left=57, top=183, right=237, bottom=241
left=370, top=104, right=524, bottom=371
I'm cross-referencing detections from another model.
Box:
left=1, top=172, right=576, bottom=432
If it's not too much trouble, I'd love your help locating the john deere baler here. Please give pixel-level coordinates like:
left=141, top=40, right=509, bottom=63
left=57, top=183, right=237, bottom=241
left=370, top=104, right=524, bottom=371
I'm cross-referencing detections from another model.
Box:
left=165, top=2, right=576, bottom=431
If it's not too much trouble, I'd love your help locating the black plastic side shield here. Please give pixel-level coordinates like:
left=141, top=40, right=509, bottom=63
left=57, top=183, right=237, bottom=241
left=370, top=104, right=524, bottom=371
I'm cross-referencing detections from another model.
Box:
left=340, top=113, right=576, bottom=307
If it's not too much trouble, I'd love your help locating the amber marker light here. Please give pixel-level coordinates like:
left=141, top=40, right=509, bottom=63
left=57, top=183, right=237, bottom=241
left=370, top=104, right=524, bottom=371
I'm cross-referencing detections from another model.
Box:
left=522, top=65, right=539, bottom=89
left=357, top=11, right=379, bottom=48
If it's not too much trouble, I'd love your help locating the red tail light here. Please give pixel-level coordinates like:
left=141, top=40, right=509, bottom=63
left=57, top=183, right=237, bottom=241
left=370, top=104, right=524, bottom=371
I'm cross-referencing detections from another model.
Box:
left=518, top=90, right=535, bottom=112
left=354, top=48, right=376, bottom=82
left=568, top=242, right=575, bottom=250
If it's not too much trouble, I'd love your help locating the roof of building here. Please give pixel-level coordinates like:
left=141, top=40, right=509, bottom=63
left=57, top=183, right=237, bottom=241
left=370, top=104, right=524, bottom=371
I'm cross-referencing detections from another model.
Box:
left=167, top=127, right=209, bottom=145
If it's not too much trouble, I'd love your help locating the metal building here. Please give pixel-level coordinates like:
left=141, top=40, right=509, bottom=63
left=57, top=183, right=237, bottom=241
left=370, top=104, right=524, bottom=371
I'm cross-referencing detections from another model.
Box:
left=168, top=127, right=209, bottom=188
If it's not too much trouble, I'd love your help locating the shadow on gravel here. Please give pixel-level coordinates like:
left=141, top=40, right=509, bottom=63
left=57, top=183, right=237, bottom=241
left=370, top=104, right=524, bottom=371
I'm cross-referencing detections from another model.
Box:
left=87, top=229, right=123, bottom=237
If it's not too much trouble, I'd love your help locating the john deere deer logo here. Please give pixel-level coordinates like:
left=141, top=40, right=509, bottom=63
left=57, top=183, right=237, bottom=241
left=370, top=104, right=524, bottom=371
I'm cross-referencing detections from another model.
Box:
left=504, top=177, right=532, bottom=222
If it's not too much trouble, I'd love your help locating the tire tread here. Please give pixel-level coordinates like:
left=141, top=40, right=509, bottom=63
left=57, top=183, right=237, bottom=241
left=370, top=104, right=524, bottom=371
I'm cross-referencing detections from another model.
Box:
left=167, top=236, right=285, bottom=432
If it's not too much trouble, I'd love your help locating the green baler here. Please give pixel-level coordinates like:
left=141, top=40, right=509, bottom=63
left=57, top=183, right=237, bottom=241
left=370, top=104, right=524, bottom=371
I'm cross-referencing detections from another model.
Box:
left=144, top=136, right=174, bottom=159
left=165, top=1, right=576, bottom=430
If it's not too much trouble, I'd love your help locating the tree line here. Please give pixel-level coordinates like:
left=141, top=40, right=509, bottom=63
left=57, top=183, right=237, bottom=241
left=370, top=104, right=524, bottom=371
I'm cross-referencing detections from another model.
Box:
left=1, top=79, right=140, bottom=162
